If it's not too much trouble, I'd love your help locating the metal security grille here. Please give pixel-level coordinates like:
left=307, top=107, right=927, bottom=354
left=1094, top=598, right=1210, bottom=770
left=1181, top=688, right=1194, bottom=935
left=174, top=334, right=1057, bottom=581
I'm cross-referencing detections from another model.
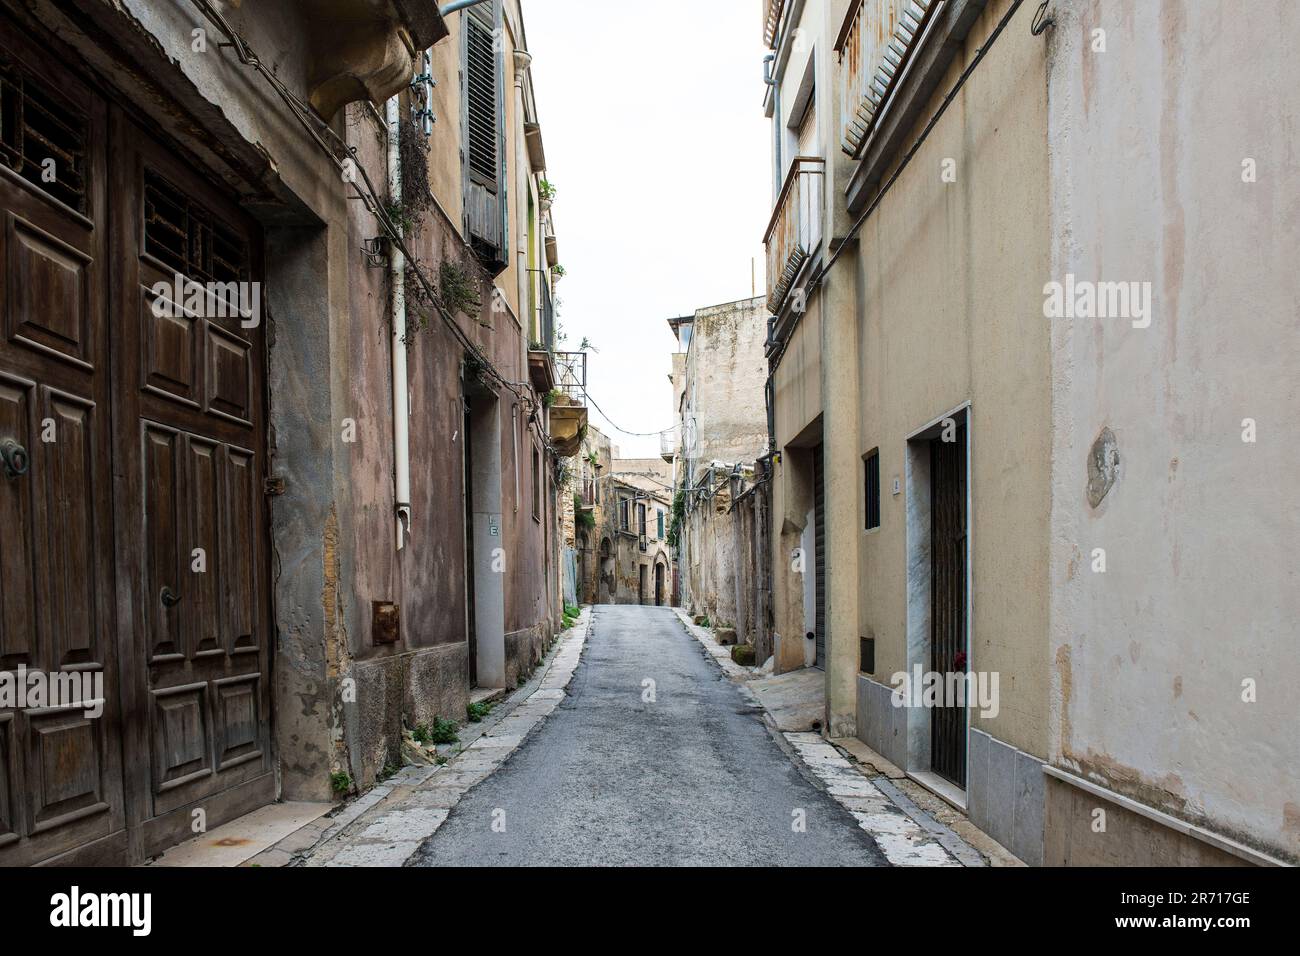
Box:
left=929, top=425, right=967, bottom=787
left=813, top=443, right=826, bottom=670
left=465, top=12, right=499, bottom=189
left=144, top=169, right=249, bottom=286
left=864, top=449, right=881, bottom=530
left=0, top=54, right=88, bottom=212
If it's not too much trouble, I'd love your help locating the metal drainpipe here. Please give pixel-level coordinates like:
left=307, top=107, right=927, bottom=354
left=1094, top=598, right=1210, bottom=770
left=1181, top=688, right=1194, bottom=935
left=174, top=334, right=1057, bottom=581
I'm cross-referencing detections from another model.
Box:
left=386, top=96, right=412, bottom=550
left=439, top=0, right=491, bottom=15
left=764, top=53, right=781, bottom=201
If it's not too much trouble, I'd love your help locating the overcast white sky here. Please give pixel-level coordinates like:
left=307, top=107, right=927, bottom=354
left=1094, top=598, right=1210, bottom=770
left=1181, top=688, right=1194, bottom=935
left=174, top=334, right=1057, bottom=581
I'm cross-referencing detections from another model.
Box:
left=527, top=0, right=771, bottom=458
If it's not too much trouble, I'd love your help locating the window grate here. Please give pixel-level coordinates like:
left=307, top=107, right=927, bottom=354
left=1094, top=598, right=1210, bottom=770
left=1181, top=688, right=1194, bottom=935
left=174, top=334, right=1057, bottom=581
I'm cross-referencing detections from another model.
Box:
left=864, top=449, right=881, bottom=530
left=0, top=54, right=89, bottom=213
left=144, top=169, right=249, bottom=304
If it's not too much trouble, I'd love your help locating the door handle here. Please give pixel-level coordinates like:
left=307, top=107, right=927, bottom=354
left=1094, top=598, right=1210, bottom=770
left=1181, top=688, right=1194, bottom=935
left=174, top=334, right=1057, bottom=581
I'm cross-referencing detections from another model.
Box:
left=160, top=586, right=182, bottom=608
left=0, top=438, right=29, bottom=479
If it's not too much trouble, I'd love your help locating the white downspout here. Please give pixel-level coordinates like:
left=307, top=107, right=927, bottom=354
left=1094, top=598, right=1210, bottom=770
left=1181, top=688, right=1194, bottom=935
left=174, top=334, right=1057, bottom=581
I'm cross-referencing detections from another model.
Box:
left=387, top=95, right=412, bottom=550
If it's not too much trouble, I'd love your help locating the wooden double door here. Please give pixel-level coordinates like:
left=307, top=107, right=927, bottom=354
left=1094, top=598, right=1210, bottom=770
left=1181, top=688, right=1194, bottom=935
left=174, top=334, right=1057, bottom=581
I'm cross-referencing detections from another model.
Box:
left=0, top=24, right=273, bottom=865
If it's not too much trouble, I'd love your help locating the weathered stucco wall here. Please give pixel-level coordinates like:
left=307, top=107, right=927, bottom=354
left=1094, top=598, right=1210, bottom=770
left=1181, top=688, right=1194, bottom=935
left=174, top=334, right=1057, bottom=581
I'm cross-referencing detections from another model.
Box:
left=772, top=296, right=823, bottom=449
left=1045, top=0, right=1300, bottom=864
left=848, top=0, right=1051, bottom=758
left=678, top=297, right=770, bottom=628
left=683, top=298, right=771, bottom=477
left=78, top=0, right=563, bottom=799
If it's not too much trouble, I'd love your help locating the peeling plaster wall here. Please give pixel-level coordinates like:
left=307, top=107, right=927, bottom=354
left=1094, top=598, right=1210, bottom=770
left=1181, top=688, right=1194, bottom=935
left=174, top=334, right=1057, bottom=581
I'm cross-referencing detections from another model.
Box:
left=849, top=0, right=1051, bottom=758
left=67, top=0, right=563, bottom=800
left=682, top=298, right=771, bottom=476
left=1045, top=0, right=1300, bottom=864
left=678, top=297, right=770, bottom=629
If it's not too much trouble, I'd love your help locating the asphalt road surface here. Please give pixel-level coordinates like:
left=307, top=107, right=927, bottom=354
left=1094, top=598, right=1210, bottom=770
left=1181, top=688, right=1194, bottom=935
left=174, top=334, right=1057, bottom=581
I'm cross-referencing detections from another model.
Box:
left=410, top=604, right=887, bottom=866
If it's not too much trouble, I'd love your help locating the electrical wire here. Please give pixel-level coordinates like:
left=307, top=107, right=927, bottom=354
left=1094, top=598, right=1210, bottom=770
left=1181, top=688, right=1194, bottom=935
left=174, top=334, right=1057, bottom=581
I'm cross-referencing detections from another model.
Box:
left=576, top=388, right=678, bottom=439
left=188, top=0, right=543, bottom=424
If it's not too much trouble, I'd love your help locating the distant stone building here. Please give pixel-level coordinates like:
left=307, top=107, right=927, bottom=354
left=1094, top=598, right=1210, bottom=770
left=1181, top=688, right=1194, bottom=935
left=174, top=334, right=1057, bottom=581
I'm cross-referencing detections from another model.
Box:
left=600, top=457, right=675, bottom=606
left=666, top=298, right=773, bottom=659
left=563, top=424, right=612, bottom=605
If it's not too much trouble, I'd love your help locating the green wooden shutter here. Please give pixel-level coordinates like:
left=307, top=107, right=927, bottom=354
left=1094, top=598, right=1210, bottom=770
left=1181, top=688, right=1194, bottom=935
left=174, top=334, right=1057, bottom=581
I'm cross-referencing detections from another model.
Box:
left=465, top=10, right=498, bottom=190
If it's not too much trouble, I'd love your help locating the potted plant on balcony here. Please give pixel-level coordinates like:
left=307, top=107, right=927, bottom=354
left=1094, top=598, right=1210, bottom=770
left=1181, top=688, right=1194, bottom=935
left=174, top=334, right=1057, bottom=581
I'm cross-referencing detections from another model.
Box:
left=539, top=178, right=556, bottom=213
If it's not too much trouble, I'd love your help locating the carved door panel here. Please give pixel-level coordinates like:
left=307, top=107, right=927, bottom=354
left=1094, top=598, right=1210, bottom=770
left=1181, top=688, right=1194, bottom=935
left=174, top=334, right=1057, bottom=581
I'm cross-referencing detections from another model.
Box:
left=0, top=27, right=126, bottom=865
left=110, top=115, right=273, bottom=856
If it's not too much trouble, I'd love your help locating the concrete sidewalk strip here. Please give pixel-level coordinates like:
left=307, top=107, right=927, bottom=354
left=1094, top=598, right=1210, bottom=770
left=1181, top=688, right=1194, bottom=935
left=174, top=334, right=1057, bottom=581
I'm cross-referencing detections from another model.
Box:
left=150, top=801, right=334, bottom=867
left=786, top=731, right=962, bottom=866
left=672, top=607, right=982, bottom=868
left=283, top=608, right=592, bottom=867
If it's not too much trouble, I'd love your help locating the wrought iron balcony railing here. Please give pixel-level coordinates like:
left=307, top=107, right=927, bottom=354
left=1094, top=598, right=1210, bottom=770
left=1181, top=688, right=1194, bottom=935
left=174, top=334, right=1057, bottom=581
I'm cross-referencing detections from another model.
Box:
left=764, top=156, right=824, bottom=314
left=540, top=277, right=555, bottom=352
left=554, top=349, right=587, bottom=404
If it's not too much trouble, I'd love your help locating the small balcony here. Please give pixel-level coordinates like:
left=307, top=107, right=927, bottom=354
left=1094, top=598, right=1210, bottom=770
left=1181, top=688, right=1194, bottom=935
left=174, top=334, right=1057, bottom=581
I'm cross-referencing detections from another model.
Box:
left=764, top=156, right=825, bottom=314
left=527, top=350, right=555, bottom=393
left=548, top=350, right=588, bottom=457
left=554, top=349, right=586, bottom=403
left=836, top=0, right=935, bottom=157
left=659, top=426, right=679, bottom=463
left=764, top=0, right=788, bottom=48
left=528, top=277, right=558, bottom=392
left=302, top=0, right=448, bottom=118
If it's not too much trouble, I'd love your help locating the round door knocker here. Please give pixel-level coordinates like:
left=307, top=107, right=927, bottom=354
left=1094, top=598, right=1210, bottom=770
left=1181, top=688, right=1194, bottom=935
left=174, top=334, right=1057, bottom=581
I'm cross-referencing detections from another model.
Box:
left=0, top=438, right=29, bottom=479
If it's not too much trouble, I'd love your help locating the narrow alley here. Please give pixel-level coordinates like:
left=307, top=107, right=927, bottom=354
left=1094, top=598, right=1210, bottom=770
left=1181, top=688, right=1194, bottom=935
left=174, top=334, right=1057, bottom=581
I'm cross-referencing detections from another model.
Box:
left=0, top=0, right=1292, bottom=930
left=409, top=606, right=885, bottom=867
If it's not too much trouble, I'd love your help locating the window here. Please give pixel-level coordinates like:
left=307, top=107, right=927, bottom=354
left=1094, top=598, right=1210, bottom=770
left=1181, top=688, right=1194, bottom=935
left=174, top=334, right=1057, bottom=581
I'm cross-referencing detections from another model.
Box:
left=657, top=509, right=664, bottom=539
left=620, top=497, right=628, bottom=531
left=0, top=55, right=90, bottom=213
left=864, top=449, right=881, bottom=530
left=462, top=0, right=507, bottom=272
left=532, top=446, right=541, bottom=520
left=465, top=6, right=499, bottom=189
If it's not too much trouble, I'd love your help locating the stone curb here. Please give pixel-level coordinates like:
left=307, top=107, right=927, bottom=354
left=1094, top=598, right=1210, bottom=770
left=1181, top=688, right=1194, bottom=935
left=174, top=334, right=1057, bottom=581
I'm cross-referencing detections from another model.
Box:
left=671, top=607, right=984, bottom=867
left=250, top=608, right=593, bottom=868
left=671, top=608, right=754, bottom=680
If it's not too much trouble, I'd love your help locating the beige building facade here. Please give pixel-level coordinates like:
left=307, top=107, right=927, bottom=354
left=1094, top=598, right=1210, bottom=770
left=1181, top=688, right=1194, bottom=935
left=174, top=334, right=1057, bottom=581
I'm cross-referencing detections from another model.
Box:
left=762, top=0, right=1299, bottom=866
